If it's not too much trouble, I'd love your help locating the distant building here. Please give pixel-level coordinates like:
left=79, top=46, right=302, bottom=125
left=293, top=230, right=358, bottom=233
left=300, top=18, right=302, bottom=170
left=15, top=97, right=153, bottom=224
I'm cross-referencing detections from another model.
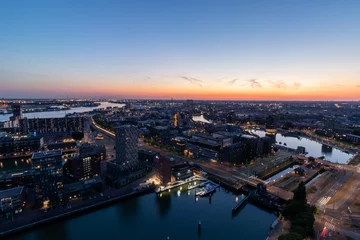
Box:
left=0, top=133, right=44, bottom=158
left=63, top=144, right=105, bottom=183
left=115, top=125, right=138, bottom=166
left=154, top=155, right=172, bottom=186
left=296, top=146, right=306, bottom=154
left=0, top=186, right=25, bottom=216
left=261, top=136, right=272, bottom=155
left=19, top=117, right=84, bottom=136
left=31, top=150, right=63, bottom=206
left=345, top=134, right=360, bottom=145
left=240, top=135, right=259, bottom=162
left=220, top=142, right=246, bottom=165
left=47, top=141, right=77, bottom=151
left=12, top=104, right=22, bottom=119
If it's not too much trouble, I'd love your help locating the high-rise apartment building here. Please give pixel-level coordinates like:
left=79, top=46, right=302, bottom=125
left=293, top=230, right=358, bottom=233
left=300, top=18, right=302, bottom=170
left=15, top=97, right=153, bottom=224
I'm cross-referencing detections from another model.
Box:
left=115, top=125, right=138, bottom=166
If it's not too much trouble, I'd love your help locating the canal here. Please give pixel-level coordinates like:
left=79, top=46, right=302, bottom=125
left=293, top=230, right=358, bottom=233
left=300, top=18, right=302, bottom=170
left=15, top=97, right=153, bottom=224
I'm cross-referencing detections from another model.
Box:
left=5, top=185, right=276, bottom=240
left=251, top=130, right=352, bottom=164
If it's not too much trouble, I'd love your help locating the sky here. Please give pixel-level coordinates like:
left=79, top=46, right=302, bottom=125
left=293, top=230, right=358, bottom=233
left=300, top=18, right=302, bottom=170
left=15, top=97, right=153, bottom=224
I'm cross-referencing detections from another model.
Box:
left=0, top=0, right=359, bottom=100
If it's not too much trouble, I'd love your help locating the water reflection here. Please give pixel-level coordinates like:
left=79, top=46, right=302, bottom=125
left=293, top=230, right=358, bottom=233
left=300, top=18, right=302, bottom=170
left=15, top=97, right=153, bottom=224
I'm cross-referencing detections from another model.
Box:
left=155, top=192, right=172, bottom=217
left=119, top=197, right=139, bottom=217
left=252, top=130, right=352, bottom=163
left=0, top=102, right=125, bottom=122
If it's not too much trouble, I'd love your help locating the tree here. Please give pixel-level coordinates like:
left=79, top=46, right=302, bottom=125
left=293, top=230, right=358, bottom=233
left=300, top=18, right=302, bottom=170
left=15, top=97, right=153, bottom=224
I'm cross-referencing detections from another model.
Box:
left=308, top=156, right=315, bottom=162
left=291, top=225, right=306, bottom=239
left=293, top=181, right=306, bottom=203
left=278, top=232, right=303, bottom=240
left=72, top=131, right=84, bottom=141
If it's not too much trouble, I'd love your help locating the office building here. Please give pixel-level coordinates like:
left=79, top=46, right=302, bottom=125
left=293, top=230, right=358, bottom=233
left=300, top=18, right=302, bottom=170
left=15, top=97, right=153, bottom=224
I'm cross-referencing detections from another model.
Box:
left=63, top=144, right=105, bottom=183
left=0, top=133, right=44, bottom=158
left=154, top=155, right=172, bottom=186
left=115, top=125, right=138, bottom=166
left=31, top=150, right=63, bottom=206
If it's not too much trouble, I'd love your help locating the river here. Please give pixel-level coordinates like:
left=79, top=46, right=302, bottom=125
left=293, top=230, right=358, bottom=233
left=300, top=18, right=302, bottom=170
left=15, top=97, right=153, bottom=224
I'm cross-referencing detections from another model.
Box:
left=0, top=102, right=125, bottom=122
left=251, top=130, right=352, bottom=164
left=5, top=185, right=276, bottom=240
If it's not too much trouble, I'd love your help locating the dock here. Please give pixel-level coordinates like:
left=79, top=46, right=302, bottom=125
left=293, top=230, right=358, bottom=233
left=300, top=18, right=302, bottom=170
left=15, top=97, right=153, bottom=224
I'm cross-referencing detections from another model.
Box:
left=155, top=176, right=207, bottom=193
left=232, top=195, right=249, bottom=214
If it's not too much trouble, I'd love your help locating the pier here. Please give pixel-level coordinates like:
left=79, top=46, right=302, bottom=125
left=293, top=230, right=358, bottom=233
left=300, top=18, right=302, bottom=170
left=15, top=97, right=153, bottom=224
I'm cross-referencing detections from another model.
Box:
left=232, top=195, right=249, bottom=214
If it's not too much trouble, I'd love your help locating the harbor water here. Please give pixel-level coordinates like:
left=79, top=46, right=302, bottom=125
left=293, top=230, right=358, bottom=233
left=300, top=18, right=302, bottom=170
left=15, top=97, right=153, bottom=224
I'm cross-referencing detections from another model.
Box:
left=5, top=185, right=276, bottom=240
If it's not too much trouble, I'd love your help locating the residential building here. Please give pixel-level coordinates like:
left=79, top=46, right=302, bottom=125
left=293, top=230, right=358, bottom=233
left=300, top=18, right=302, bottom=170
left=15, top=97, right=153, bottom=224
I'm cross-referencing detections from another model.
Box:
left=115, top=125, right=138, bottom=166
left=154, top=155, right=171, bottom=185
left=31, top=150, right=63, bottom=206
left=63, top=144, right=105, bottom=183
left=0, top=133, right=44, bottom=158
left=20, top=117, right=84, bottom=135
left=0, top=186, right=25, bottom=216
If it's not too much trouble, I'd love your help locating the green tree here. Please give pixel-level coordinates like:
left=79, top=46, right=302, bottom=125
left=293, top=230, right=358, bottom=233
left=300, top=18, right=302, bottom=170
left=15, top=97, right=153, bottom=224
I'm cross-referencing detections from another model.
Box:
left=290, top=225, right=306, bottom=239
left=293, top=181, right=306, bottom=203
left=278, top=232, right=303, bottom=240
left=72, top=131, right=84, bottom=141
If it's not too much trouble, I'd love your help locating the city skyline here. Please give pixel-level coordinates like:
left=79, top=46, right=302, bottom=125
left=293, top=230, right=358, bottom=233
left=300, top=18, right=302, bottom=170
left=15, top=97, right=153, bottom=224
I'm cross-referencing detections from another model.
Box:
left=1, top=0, right=360, bottom=100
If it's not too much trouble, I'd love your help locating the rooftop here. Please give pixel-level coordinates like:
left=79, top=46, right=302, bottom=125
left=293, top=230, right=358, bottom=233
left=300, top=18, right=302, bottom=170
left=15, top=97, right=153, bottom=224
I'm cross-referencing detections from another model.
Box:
left=0, top=186, right=24, bottom=199
left=31, top=150, right=62, bottom=159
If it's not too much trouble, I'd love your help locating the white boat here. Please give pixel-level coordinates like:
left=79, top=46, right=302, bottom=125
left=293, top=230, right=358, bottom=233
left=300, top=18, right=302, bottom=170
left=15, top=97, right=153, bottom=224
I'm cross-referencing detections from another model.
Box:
left=196, top=183, right=218, bottom=197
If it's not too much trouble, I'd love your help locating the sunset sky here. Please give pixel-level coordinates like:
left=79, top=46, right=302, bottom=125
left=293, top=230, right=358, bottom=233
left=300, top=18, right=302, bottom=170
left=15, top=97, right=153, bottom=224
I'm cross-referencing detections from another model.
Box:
left=1, top=0, right=359, bottom=100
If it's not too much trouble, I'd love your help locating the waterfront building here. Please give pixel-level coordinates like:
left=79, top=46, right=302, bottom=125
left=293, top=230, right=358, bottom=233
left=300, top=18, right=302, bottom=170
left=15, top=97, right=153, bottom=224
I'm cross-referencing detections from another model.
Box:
left=47, top=141, right=77, bottom=151
left=138, top=149, right=157, bottom=163
left=0, top=186, right=25, bottom=216
left=345, top=134, right=360, bottom=145
left=19, top=117, right=84, bottom=136
left=0, top=133, right=44, bottom=158
left=31, top=150, right=63, bottom=207
left=115, top=125, right=139, bottom=166
left=154, top=155, right=172, bottom=186
left=171, top=163, right=193, bottom=181
left=296, top=146, right=306, bottom=154
left=63, top=144, right=105, bottom=183
left=63, top=176, right=102, bottom=201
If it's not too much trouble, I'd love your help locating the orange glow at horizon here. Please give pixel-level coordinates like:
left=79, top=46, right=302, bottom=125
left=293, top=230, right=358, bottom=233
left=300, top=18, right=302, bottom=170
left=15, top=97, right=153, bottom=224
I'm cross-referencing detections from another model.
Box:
left=66, top=83, right=360, bottom=101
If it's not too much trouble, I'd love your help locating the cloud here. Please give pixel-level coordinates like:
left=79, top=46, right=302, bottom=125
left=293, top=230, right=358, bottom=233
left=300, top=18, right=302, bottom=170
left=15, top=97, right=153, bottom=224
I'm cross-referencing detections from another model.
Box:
left=356, top=85, right=360, bottom=88
left=268, top=80, right=287, bottom=89
left=180, top=76, right=203, bottom=88
left=335, top=84, right=344, bottom=87
left=293, top=82, right=302, bottom=90
left=227, top=78, right=238, bottom=85
left=247, top=79, right=262, bottom=88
